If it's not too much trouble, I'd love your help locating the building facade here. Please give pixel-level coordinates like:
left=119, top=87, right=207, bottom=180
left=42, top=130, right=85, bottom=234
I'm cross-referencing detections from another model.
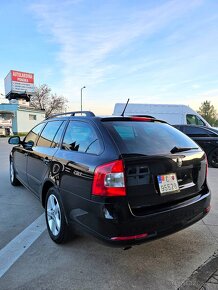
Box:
left=0, top=103, right=45, bottom=134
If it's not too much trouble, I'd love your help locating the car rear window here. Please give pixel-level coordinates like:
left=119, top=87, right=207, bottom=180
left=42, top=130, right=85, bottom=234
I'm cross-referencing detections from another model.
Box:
left=104, top=121, right=199, bottom=155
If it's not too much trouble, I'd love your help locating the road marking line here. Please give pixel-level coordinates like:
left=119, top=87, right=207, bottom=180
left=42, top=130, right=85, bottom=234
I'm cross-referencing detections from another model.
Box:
left=0, top=214, right=46, bottom=278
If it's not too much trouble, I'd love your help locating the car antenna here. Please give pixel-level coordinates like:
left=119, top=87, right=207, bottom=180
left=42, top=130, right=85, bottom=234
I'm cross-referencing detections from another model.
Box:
left=121, top=98, right=130, bottom=117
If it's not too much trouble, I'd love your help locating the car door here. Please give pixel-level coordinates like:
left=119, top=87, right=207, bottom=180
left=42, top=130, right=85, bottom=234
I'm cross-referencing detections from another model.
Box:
left=26, top=120, right=66, bottom=196
left=53, top=120, right=103, bottom=211
left=13, top=122, right=45, bottom=186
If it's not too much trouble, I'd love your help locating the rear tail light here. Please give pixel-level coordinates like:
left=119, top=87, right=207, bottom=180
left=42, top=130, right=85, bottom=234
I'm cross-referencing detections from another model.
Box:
left=92, top=160, right=126, bottom=196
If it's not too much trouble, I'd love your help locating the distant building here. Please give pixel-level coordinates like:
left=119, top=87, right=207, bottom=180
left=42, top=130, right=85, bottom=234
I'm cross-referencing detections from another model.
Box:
left=0, top=103, right=45, bottom=134
left=0, top=70, right=45, bottom=135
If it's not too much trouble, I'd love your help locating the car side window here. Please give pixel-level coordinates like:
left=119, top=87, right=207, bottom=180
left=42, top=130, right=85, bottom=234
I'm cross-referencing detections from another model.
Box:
left=37, top=121, right=64, bottom=147
left=61, top=121, right=102, bottom=154
left=186, top=114, right=205, bottom=126
left=184, top=126, right=210, bottom=137
left=24, top=123, right=46, bottom=145
left=51, top=121, right=67, bottom=148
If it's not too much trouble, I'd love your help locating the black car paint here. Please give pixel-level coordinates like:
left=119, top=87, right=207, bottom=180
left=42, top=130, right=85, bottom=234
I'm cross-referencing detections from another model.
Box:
left=174, top=124, right=218, bottom=167
left=9, top=116, right=211, bottom=246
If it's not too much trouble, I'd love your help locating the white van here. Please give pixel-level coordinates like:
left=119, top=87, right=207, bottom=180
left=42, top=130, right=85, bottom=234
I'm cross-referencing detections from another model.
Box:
left=113, top=103, right=211, bottom=127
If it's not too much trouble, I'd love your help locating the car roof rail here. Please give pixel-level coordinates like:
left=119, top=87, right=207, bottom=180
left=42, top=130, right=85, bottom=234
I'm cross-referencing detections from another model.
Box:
left=46, top=111, right=95, bottom=120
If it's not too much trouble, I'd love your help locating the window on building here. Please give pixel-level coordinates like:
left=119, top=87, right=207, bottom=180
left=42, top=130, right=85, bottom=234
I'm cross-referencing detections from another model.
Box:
left=29, top=114, right=37, bottom=121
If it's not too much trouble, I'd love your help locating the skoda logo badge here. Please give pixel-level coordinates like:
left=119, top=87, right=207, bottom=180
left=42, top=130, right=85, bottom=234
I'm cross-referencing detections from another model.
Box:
left=177, top=157, right=183, bottom=167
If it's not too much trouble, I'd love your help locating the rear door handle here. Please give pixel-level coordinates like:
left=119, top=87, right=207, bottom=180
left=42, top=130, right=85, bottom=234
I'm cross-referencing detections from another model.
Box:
left=43, top=157, right=50, bottom=165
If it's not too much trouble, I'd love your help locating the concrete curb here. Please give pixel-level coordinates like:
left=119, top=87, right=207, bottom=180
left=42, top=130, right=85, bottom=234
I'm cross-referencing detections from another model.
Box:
left=179, top=251, right=218, bottom=290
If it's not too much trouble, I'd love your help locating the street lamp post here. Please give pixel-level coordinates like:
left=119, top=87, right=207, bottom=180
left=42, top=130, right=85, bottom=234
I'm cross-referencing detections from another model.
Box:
left=80, top=86, right=86, bottom=114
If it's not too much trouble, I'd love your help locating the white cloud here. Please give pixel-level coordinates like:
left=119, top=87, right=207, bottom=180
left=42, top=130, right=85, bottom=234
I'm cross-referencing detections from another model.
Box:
left=192, top=84, right=201, bottom=89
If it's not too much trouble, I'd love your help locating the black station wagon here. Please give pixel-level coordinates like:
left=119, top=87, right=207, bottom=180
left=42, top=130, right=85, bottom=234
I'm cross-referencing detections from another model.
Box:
left=8, top=111, right=211, bottom=247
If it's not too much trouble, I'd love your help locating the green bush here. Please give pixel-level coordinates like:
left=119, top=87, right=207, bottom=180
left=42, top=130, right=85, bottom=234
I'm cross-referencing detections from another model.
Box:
left=15, top=132, right=27, bottom=137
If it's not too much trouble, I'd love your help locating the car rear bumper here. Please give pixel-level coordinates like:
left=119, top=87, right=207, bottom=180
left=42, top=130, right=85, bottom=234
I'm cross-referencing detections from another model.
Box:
left=67, top=190, right=211, bottom=247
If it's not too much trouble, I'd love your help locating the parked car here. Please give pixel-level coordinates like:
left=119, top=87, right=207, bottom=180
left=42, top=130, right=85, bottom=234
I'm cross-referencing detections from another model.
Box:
left=0, top=126, right=10, bottom=136
left=8, top=112, right=211, bottom=247
left=174, top=125, right=218, bottom=168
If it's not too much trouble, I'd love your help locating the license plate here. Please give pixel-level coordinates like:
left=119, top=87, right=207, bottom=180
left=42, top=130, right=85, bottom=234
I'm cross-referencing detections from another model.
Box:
left=157, top=173, right=180, bottom=195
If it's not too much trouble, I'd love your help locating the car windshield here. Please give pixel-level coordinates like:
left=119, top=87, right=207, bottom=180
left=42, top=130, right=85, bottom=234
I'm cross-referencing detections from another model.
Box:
left=104, top=121, right=199, bottom=155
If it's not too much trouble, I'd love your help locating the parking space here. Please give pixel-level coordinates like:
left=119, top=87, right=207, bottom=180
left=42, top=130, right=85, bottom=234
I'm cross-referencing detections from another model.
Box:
left=0, top=138, right=44, bottom=250
left=0, top=138, right=218, bottom=290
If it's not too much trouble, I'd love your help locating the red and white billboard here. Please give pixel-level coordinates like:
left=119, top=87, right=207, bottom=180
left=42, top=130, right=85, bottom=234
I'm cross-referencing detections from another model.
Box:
left=4, top=70, right=35, bottom=96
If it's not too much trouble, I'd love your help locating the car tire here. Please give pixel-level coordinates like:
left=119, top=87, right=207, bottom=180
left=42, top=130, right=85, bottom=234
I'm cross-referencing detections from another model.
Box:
left=10, top=159, right=21, bottom=186
left=208, top=148, right=218, bottom=168
left=45, top=187, right=71, bottom=244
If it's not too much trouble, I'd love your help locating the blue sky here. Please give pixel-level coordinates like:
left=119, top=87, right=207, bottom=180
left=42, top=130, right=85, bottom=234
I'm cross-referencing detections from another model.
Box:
left=0, top=0, right=218, bottom=114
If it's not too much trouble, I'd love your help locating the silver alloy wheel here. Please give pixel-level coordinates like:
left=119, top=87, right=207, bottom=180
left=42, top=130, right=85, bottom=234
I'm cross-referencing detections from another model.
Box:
left=10, top=162, right=14, bottom=182
left=47, top=194, right=61, bottom=236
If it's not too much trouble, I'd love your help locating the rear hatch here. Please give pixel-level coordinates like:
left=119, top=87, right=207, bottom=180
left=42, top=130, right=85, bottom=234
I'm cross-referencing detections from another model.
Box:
left=103, top=118, right=207, bottom=215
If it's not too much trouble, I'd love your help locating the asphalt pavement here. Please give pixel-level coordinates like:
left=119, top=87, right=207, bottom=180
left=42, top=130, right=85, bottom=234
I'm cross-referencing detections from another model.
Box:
left=0, top=137, right=218, bottom=290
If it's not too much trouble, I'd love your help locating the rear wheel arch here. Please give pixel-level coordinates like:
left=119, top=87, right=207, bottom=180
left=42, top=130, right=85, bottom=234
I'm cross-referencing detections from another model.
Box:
left=41, top=180, right=56, bottom=208
left=45, top=186, right=72, bottom=243
left=41, top=181, right=69, bottom=224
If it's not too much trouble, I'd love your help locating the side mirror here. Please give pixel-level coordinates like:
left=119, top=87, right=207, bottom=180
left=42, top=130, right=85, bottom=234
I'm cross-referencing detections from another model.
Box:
left=24, top=140, right=34, bottom=150
left=8, top=136, right=21, bottom=145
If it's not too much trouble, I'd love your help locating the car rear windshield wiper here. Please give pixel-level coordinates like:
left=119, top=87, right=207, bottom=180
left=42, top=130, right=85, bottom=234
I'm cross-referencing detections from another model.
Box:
left=170, top=146, right=198, bottom=154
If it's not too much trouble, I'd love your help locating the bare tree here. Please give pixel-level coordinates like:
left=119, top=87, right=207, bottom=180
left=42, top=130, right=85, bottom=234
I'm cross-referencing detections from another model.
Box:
left=30, top=84, right=68, bottom=118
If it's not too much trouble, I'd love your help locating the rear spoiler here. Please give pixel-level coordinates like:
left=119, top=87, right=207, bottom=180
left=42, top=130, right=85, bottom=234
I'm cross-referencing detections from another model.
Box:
left=101, top=116, right=167, bottom=123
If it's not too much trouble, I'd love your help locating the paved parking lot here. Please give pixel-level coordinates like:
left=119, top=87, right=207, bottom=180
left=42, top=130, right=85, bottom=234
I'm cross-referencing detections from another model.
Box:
left=0, top=137, right=218, bottom=290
